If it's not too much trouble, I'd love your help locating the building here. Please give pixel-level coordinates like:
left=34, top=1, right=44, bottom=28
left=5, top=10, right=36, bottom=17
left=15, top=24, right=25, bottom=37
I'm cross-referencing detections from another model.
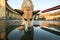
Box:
left=41, top=5, right=60, bottom=13
left=0, top=0, right=6, bottom=19
left=6, top=2, right=21, bottom=20
left=0, top=0, right=21, bottom=20
left=39, top=5, right=60, bottom=20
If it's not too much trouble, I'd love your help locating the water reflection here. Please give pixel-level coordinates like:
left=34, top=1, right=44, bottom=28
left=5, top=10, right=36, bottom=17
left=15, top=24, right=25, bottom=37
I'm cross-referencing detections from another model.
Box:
left=39, top=21, right=60, bottom=32
left=0, top=20, right=6, bottom=40
left=7, top=26, right=34, bottom=40
left=20, top=27, right=34, bottom=40
left=41, top=27, right=60, bottom=36
left=7, top=20, right=60, bottom=40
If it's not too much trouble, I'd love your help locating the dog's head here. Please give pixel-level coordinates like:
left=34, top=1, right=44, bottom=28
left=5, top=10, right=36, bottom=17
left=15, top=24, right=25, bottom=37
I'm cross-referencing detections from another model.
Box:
left=15, top=9, right=40, bottom=31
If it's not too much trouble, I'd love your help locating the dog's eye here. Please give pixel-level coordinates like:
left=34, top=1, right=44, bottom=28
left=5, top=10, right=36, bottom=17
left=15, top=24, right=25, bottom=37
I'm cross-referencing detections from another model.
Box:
left=24, top=18, right=27, bottom=21
left=30, top=18, right=32, bottom=21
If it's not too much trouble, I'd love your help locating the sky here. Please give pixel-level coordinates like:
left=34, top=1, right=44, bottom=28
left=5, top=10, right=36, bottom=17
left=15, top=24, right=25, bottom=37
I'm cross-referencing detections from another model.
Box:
left=7, top=0, right=60, bottom=11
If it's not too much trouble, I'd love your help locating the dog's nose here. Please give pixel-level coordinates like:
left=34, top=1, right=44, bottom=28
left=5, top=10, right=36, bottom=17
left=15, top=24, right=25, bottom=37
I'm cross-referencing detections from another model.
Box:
left=28, top=27, right=31, bottom=29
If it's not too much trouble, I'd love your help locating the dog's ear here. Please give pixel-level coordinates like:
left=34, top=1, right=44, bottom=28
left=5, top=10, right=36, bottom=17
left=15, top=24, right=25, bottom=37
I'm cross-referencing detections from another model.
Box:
left=14, top=9, right=24, bottom=16
left=33, top=10, right=40, bottom=15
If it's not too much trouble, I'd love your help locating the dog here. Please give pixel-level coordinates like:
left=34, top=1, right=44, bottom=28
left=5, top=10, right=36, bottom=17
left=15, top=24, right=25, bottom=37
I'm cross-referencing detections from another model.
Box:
left=14, top=0, right=40, bottom=31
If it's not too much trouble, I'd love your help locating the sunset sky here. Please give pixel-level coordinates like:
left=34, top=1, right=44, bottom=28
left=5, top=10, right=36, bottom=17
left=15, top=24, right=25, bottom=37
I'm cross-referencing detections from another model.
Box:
left=7, top=0, right=60, bottom=11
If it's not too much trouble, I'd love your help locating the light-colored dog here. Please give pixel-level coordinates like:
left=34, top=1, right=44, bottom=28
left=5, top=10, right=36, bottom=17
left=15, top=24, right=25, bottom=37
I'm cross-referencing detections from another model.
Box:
left=15, top=0, right=40, bottom=31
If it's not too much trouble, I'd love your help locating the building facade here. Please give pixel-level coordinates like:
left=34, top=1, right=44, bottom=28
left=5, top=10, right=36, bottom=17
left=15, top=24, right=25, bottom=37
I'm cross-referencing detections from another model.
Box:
left=41, top=5, right=60, bottom=13
left=0, top=0, right=21, bottom=20
left=0, top=0, right=6, bottom=19
left=39, top=5, right=60, bottom=20
left=6, top=2, right=21, bottom=20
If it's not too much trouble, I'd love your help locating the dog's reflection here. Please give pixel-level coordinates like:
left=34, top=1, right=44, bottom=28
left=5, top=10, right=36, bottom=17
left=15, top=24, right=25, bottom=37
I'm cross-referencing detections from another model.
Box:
left=20, top=27, right=34, bottom=40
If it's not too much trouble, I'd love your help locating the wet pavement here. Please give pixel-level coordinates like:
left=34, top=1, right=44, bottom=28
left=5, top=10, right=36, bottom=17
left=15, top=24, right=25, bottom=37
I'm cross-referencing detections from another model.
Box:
left=6, top=20, right=60, bottom=40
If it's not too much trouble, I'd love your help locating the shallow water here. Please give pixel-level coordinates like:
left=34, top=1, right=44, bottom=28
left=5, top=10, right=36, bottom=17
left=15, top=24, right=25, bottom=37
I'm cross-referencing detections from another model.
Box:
left=7, top=20, right=60, bottom=40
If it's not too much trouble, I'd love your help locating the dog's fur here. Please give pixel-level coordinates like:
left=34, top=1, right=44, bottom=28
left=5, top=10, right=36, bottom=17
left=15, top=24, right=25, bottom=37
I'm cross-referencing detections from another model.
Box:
left=15, top=0, right=40, bottom=31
